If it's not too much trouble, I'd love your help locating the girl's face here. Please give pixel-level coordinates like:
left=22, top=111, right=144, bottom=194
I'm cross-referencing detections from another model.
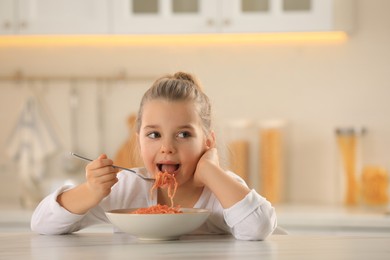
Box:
left=138, top=99, right=213, bottom=185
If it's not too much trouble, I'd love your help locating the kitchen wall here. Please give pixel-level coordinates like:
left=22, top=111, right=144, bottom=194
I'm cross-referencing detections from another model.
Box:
left=1, top=0, right=389, bottom=208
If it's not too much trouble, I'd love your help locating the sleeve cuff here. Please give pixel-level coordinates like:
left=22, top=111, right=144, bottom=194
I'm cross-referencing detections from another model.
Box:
left=49, top=184, right=86, bottom=220
left=223, top=189, right=265, bottom=227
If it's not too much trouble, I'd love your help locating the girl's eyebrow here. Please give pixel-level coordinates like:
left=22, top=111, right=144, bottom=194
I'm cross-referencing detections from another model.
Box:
left=178, top=124, right=196, bottom=130
left=143, top=124, right=196, bottom=130
left=143, top=125, right=159, bottom=130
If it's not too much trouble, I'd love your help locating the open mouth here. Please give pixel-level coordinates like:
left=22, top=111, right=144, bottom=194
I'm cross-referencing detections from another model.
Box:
left=157, top=163, right=180, bottom=174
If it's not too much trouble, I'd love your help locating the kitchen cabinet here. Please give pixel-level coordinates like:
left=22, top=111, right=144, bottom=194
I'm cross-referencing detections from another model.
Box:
left=112, top=0, right=353, bottom=34
left=222, top=0, right=332, bottom=33
left=0, top=0, right=15, bottom=34
left=0, top=0, right=109, bottom=34
left=0, top=0, right=352, bottom=35
left=112, top=0, right=219, bottom=34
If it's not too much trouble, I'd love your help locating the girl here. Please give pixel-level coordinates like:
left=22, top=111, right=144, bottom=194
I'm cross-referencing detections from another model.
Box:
left=31, top=72, right=277, bottom=240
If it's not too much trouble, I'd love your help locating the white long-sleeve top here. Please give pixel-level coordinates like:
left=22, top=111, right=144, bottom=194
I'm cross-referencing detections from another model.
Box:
left=31, top=168, right=277, bottom=240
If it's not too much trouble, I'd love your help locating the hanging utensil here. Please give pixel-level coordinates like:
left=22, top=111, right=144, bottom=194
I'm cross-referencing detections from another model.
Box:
left=62, top=80, right=82, bottom=174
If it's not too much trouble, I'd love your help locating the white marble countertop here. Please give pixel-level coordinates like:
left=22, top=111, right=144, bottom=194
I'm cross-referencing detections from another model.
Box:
left=1, top=232, right=390, bottom=259
left=2, top=203, right=390, bottom=234
left=1, top=204, right=390, bottom=258
left=275, top=204, right=390, bottom=235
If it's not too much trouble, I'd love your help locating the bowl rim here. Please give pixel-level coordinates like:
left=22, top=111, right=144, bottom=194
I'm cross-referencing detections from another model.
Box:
left=106, top=207, right=210, bottom=215
left=105, top=207, right=210, bottom=240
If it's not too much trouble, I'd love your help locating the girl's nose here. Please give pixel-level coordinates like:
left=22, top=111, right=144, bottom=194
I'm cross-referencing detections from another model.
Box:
left=160, top=140, right=175, bottom=154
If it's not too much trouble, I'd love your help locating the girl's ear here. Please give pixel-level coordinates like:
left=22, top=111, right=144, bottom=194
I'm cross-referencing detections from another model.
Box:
left=205, top=131, right=216, bottom=149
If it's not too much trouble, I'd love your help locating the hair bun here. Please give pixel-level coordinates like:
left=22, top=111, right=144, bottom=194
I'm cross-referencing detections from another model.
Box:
left=173, top=71, right=204, bottom=91
left=173, top=72, right=195, bottom=83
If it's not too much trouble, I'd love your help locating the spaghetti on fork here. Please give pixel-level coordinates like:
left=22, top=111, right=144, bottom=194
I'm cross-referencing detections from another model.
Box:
left=150, top=171, right=178, bottom=207
left=132, top=171, right=181, bottom=214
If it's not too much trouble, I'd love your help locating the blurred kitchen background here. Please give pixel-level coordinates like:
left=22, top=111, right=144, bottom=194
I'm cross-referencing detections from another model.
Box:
left=1, top=0, right=390, bottom=233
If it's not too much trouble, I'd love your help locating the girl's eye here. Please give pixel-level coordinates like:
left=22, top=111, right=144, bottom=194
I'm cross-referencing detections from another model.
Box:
left=147, top=132, right=161, bottom=139
left=177, top=131, right=191, bottom=138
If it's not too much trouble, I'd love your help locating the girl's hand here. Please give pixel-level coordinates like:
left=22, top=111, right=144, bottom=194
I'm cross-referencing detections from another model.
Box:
left=194, top=147, right=221, bottom=187
left=85, top=154, right=119, bottom=203
left=194, top=147, right=250, bottom=209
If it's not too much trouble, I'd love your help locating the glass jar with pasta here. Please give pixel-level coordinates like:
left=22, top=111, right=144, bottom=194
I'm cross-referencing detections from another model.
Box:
left=361, top=166, right=388, bottom=208
left=335, top=127, right=366, bottom=206
left=225, top=119, right=254, bottom=186
left=259, top=120, right=287, bottom=204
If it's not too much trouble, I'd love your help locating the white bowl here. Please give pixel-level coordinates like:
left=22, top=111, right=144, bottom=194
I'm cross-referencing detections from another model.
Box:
left=105, top=208, right=210, bottom=240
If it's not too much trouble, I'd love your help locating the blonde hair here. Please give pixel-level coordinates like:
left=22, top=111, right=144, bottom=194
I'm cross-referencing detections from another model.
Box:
left=136, top=72, right=212, bottom=134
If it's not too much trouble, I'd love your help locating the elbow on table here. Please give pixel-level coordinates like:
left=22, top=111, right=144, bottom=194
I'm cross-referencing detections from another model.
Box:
left=30, top=214, right=73, bottom=235
left=30, top=220, right=65, bottom=235
left=238, top=223, right=277, bottom=241
left=235, top=208, right=278, bottom=241
left=31, top=222, right=74, bottom=235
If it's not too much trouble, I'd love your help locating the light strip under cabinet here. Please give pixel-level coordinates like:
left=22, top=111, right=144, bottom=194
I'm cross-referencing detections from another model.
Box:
left=0, top=32, right=348, bottom=47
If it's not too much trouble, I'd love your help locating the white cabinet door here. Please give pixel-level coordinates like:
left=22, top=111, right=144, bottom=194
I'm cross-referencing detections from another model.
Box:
left=0, top=0, right=349, bottom=36
left=112, top=0, right=343, bottom=35
left=0, top=0, right=16, bottom=34
left=112, top=0, right=218, bottom=34
left=221, top=0, right=333, bottom=33
left=17, top=0, right=110, bottom=34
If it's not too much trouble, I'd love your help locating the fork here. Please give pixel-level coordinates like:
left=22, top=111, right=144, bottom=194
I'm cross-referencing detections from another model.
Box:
left=70, top=152, right=155, bottom=181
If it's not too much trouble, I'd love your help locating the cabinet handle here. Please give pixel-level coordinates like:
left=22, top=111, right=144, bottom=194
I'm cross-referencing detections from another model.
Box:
left=2, top=20, right=11, bottom=30
left=19, top=21, right=27, bottom=30
left=223, top=19, right=231, bottom=26
left=206, top=19, right=215, bottom=27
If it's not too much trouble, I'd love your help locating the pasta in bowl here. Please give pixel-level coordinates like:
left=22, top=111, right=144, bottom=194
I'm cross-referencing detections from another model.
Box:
left=105, top=207, right=210, bottom=240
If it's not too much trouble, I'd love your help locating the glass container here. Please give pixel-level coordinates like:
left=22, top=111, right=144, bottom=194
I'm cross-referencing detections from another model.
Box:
left=335, top=127, right=365, bottom=206
left=226, top=120, right=253, bottom=185
left=258, top=120, right=286, bottom=204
